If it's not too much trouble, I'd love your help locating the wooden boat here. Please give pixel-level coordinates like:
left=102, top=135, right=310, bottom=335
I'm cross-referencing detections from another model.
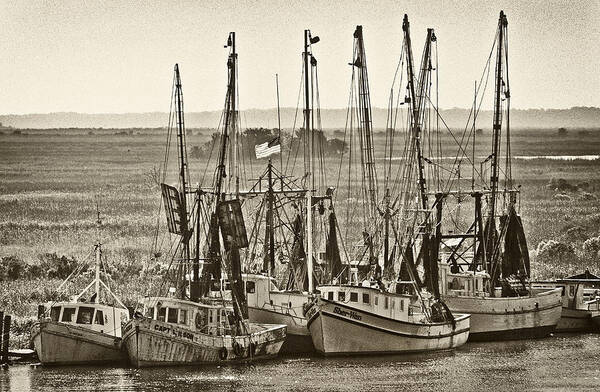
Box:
left=244, top=274, right=314, bottom=353
left=123, top=40, right=286, bottom=367
left=440, top=266, right=562, bottom=340
left=32, top=211, right=130, bottom=365
left=426, top=11, right=562, bottom=341
left=236, top=30, right=337, bottom=354
left=532, top=271, right=600, bottom=332
left=123, top=297, right=285, bottom=367
left=32, top=302, right=129, bottom=365
left=305, top=284, right=469, bottom=355
left=306, top=19, right=471, bottom=356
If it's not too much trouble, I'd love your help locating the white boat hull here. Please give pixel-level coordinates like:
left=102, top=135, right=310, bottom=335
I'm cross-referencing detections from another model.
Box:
left=248, top=306, right=313, bottom=353
left=122, top=317, right=286, bottom=367
left=32, top=321, right=125, bottom=365
left=305, top=298, right=470, bottom=356
left=443, top=288, right=562, bottom=341
left=556, top=307, right=600, bottom=332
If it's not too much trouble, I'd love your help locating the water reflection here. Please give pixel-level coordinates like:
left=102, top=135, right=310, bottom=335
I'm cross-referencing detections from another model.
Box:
left=2, top=334, right=599, bottom=392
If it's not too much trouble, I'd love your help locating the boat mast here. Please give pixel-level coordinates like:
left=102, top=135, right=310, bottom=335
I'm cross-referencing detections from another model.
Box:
left=174, top=64, right=190, bottom=297
left=403, top=16, right=435, bottom=218
left=304, top=29, right=314, bottom=293
left=353, top=25, right=378, bottom=220
left=216, top=33, right=236, bottom=200
left=265, top=159, right=275, bottom=274
left=489, top=11, right=508, bottom=223
left=94, top=203, right=101, bottom=303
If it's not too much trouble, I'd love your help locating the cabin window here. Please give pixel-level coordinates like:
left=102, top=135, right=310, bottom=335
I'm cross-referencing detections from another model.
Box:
left=209, top=310, right=214, bottom=324
left=76, top=307, right=94, bottom=324
left=350, top=292, right=358, bottom=302
left=327, top=292, right=334, bottom=300
left=224, top=282, right=231, bottom=291
left=50, top=306, right=61, bottom=322
left=400, top=300, right=404, bottom=311
left=475, top=279, right=479, bottom=291
left=144, top=306, right=153, bottom=318
left=61, top=307, right=76, bottom=322
left=374, top=296, right=378, bottom=306
left=246, top=281, right=256, bottom=294
left=179, top=309, right=187, bottom=325
left=392, top=300, right=395, bottom=310
left=167, top=308, right=178, bottom=323
left=94, top=310, right=105, bottom=325
left=157, top=307, right=166, bottom=322
left=384, top=297, right=389, bottom=309
left=289, top=302, right=292, bottom=308
left=569, top=286, right=575, bottom=297
left=362, top=293, right=370, bottom=304
left=210, top=281, right=220, bottom=291
left=338, top=292, right=346, bottom=301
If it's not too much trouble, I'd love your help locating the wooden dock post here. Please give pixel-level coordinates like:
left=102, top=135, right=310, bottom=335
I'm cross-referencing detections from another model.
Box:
left=0, top=311, right=4, bottom=358
left=1, top=315, right=10, bottom=364
left=38, top=305, right=45, bottom=320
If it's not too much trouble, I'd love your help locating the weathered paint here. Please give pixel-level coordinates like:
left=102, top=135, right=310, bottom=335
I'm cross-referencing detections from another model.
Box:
left=31, top=321, right=126, bottom=365
left=122, top=317, right=286, bottom=368
left=443, top=288, right=562, bottom=341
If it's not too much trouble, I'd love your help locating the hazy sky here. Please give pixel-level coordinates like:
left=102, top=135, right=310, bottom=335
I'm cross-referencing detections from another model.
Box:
left=1, top=0, right=598, bottom=114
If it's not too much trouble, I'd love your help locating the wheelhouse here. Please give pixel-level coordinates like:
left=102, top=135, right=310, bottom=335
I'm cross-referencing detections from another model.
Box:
left=48, top=302, right=129, bottom=338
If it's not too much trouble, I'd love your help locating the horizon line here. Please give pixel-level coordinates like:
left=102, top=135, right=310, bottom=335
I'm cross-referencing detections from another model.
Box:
left=1, top=105, right=599, bottom=116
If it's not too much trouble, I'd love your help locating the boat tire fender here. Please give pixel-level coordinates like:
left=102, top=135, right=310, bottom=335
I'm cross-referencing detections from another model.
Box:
left=233, top=341, right=244, bottom=357
left=218, top=347, right=228, bottom=361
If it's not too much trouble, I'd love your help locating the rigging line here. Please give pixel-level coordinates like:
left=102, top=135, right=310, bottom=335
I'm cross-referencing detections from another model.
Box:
left=284, top=59, right=305, bottom=178
left=334, top=59, right=356, bottom=205
left=437, top=28, right=497, bottom=194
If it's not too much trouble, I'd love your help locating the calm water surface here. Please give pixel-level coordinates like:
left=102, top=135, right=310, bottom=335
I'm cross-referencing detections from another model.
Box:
left=1, top=334, right=598, bottom=392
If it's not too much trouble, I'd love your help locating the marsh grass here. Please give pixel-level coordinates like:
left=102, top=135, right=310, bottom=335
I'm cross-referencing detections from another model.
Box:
left=0, top=129, right=599, bottom=325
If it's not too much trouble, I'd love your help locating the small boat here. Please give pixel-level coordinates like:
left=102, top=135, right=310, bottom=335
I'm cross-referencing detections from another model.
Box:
left=123, top=297, right=286, bottom=367
left=432, top=11, right=562, bottom=341
left=440, top=266, right=562, bottom=340
left=32, top=212, right=130, bottom=365
left=532, top=271, right=600, bottom=332
left=305, top=19, right=470, bottom=356
left=305, top=284, right=470, bottom=355
left=123, top=38, right=286, bottom=367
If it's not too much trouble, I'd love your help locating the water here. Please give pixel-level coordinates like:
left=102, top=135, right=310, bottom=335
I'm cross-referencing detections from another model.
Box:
left=1, top=334, right=599, bottom=391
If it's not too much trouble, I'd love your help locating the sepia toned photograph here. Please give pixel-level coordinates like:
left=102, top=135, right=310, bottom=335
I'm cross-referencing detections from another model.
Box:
left=0, top=0, right=598, bottom=391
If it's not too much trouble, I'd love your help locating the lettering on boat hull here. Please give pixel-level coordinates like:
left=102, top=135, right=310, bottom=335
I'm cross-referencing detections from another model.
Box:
left=122, top=318, right=286, bottom=368
left=305, top=298, right=470, bottom=356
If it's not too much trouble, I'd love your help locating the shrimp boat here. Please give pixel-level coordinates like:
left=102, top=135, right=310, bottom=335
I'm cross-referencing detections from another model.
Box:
left=532, top=271, right=600, bottom=332
left=32, top=212, right=130, bottom=365
left=433, top=11, right=561, bottom=341
left=237, top=29, right=340, bottom=354
left=306, top=19, right=470, bottom=356
left=123, top=36, right=285, bottom=367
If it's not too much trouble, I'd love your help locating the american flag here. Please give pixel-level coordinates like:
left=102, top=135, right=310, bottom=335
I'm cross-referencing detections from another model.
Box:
left=255, top=136, right=281, bottom=159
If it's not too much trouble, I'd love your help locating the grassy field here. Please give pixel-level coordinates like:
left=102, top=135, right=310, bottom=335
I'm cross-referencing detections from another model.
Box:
left=0, top=127, right=599, bottom=328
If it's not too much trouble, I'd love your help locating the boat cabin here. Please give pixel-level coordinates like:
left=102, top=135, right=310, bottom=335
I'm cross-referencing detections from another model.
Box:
left=243, top=273, right=311, bottom=320
left=439, top=262, right=490, bottom=298
left=47, top=302, right=129, bottom=338
left=318, top=284, right=422, bottom=322
left=140, top=296, right=240, bottom=336
left=533, top=272, right=600, bottom=311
